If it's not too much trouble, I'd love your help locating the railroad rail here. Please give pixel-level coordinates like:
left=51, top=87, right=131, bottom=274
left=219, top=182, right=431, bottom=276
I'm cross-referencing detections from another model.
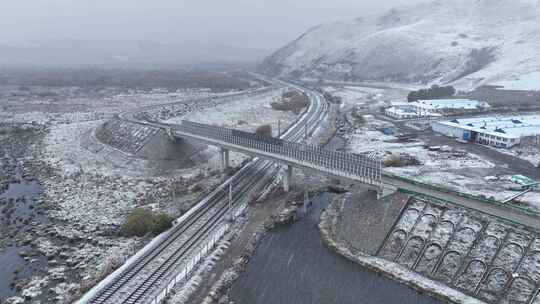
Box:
left=79, top=82, right=328, bottom=304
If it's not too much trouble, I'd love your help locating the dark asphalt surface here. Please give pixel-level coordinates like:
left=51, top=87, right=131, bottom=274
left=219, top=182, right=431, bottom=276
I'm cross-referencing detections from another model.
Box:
left=377, top=114, right=540, bottom=179
left=375, top=114, right=540, bottom=229
left=229, top=193, right=441, bottom=304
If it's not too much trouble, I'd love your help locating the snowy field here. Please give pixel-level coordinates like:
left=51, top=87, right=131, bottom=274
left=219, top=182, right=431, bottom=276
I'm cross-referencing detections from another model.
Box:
left=326, top=83, right=540, bottom=212
left=323, top=85, right=407, bottom=110
left=166, top=88, right=296, bottom=136
left=166, top=88, right=299, bottom=169
left=1, top=84, right=300, bottom=303
left=323, top=86, right=386, bottom=108
left=492, top=71, right=540, bottom=91
left=345, top=115, right=540, bottom=210
left=0, top=86, right=220, bottom=126
left=36, top=87, right=294, bottom=228
left=489, top=143, right=540, bottom=167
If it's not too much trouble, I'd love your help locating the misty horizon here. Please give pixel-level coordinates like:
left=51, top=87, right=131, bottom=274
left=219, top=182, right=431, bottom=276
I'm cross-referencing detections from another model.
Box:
left=0, top=0, right=422, bottom=68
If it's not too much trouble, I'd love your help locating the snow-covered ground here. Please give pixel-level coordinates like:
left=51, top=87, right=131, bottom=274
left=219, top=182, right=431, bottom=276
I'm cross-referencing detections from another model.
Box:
left=262, top=0, right=540, bottom=91
left=323, top=85, right=407, bottom=110
left=345, top=114, right=540, bottom=210
left=2, top=84, right=297, bottom=303
left=489, top=143, right=540, bottom=167
left=166, top=88, right=295, bottom=136
left=347, top=130, right=422, bottom=152
left=75, top=87, right=305, bottom=304
left=324, top=86, right=386, bottom=108
left=391, top=146, right=494, bottom=170
left=43, top=120, right=204, bottom=178
left=36, top=88, right=294, bottom=229
left=166, top=88, right=299, bottom=169
left=492, top=71, right=540, bottom=91
left=326, top=83, right=540, bottom=212
left=0, top=87, right=220, bottom=126
left=518, top=191, right=540, bottom=210
left=37, top=91, right=224, bottom=229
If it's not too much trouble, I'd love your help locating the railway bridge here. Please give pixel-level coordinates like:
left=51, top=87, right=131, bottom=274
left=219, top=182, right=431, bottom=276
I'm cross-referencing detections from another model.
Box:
left=167, top=120, right=383, bottom=193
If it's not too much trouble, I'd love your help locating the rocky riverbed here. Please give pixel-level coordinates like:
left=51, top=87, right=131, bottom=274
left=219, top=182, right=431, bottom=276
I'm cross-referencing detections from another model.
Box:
left=0, top=96, right=240, bottom=303
left=0, top=81, right=304, bottom=303
left=0, top=121, right=231, bottom=303
left=0, top=123, right=75, bottom=303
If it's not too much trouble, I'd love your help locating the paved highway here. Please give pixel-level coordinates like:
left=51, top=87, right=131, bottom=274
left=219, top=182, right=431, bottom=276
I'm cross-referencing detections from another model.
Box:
left=383, top=175, right=540, bottom=229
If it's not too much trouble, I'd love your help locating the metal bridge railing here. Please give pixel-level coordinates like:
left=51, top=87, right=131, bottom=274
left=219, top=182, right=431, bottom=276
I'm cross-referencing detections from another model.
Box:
left=176, top=120, right=382, bottom=185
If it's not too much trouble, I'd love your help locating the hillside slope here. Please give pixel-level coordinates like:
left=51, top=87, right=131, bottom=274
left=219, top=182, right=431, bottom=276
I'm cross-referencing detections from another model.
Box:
left=260, top=0, right=540, bottom=90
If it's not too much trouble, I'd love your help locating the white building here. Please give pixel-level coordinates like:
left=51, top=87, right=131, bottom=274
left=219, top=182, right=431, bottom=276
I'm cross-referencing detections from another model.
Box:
left=385, top=101, right=441, bottom=119
left=432, top=115, right=540, bottom=148
left=385, top=99, right=489, bottom=119
left=417, top=99, right=490, bottom=112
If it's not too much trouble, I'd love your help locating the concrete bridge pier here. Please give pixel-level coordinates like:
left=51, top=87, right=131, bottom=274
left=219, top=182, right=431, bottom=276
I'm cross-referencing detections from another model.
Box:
left=303, top=190, right=310, bottom=213
left=283, top=165, right=292, bottom=192
left=220, top=148, right=230, bottom=171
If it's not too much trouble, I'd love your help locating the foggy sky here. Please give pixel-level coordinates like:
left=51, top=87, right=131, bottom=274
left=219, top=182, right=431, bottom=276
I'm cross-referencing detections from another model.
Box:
left=0, top=0, right=426, bottom=66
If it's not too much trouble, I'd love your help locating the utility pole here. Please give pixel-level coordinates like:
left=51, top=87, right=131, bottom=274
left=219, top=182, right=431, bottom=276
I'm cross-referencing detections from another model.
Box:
left=228, top=181, right=233, bottom=222
left=79, top=164, right=86, bottom=191
left=172, top=179, right=176, bottom=203
left=278, top=120, right=281, bottom=138
left=303, top=190, right=309, bottom=213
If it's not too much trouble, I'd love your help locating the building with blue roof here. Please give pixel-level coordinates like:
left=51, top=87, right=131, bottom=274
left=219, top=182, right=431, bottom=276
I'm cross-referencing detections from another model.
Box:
left=432, top=115, right=540, bottom=148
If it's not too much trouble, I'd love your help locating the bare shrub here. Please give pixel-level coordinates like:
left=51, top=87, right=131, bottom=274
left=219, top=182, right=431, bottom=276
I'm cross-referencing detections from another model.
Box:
left=383, top=154, right=402, bottom=167
left=271, top=90, right=309, bottom=114
left=383, top=153, right=421, bottom=167
left=120, top=208, right=174, bottom=237
left=255, top=124, right=272, bottom=137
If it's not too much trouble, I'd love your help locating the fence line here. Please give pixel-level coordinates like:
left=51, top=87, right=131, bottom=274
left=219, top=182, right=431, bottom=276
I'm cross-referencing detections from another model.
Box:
left=176, top=120, right=382, bottom=185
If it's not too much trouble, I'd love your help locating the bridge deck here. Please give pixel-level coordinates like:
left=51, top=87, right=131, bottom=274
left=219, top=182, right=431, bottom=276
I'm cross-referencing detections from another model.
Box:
left=172, top=121, right=382, bottom=187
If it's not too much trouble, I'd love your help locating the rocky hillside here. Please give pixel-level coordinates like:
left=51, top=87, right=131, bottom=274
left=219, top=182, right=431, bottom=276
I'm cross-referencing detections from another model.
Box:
left=260, top=0, right=540, bottom=90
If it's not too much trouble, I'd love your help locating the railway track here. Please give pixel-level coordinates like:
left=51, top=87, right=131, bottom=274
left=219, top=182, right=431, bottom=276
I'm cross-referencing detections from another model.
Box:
left=80, top=80, right=328, bottom=304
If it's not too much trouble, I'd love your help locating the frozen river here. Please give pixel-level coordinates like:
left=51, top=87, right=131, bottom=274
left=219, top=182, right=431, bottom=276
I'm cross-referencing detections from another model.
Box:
left=229, top=193, right=441, bottom=304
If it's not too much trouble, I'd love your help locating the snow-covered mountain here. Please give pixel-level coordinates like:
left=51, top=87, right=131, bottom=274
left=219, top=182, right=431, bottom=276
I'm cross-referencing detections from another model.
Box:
left=260, top=0, right=540, bottom=90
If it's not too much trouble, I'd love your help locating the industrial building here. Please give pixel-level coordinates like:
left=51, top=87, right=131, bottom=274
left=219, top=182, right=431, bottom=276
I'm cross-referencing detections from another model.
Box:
left=385, top=102, right=441, bottom=119
left=432, top=115, right=540, bottom=148
left=417, top=99, right=489, bottom=111
left=385, top=99, right=490, bottom=119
